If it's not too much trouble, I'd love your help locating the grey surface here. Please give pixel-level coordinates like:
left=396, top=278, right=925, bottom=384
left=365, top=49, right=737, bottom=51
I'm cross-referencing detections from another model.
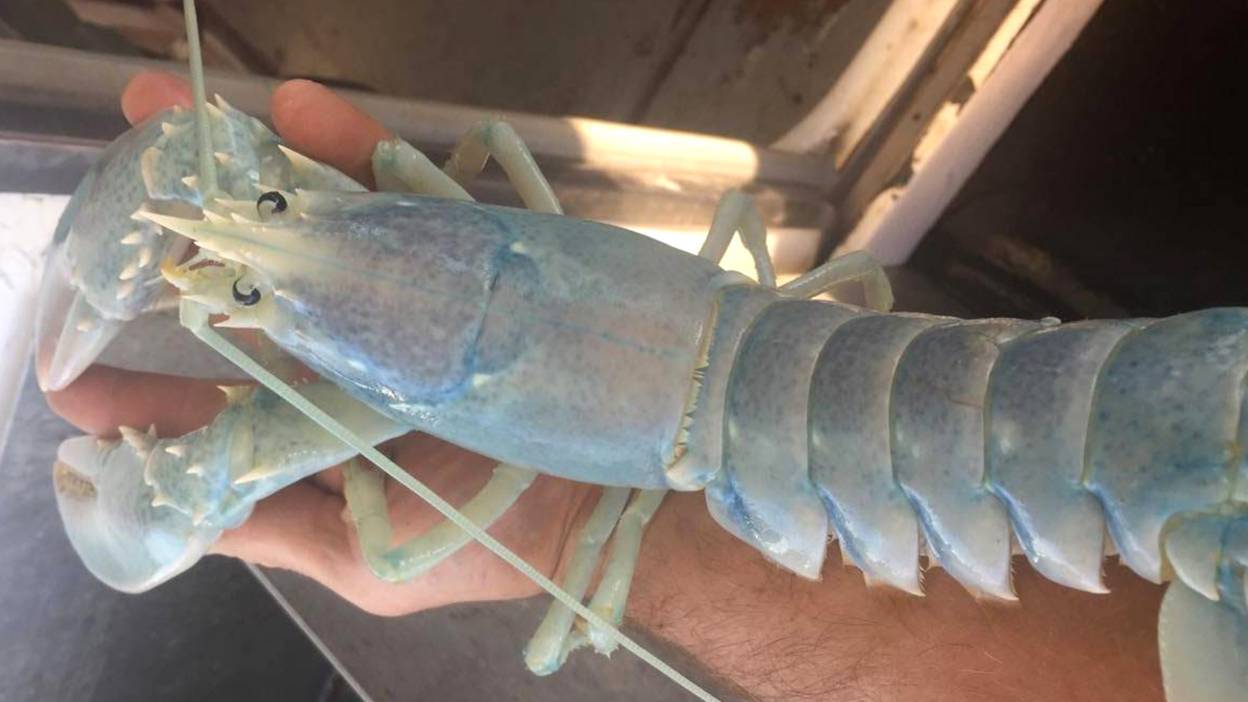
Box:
left=0, top=134, right=100, bottom=194
left=0, top=372, right=333, bottom=702
left=256, top=568, right=719, bottom=702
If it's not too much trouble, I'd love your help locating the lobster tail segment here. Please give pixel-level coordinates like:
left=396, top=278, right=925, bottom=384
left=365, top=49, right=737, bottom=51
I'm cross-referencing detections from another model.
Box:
left=809, top=312, right=1043, bottom=598
left=809, top=314, right=943, bottom=595
left=890, top=318, right=1040, bottom=599
left=985, top=319, right=1140, bottom=593
left=706, top=301, right=861, bottom=578
left=702, top=288, right=1248, bottom=599
left=1085, top=308, right=1248, bottom=583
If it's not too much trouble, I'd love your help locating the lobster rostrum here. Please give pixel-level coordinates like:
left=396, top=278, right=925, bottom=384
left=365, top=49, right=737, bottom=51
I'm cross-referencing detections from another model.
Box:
left=41, top=2, right=1248, bottom=699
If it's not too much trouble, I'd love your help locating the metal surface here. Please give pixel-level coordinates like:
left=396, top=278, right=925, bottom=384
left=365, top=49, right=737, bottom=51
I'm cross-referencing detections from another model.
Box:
left=836, top=0, right=1104, bottom=264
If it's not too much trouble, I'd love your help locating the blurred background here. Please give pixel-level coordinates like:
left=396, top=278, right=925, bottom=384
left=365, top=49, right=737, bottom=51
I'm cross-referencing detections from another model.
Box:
left=1, top=0, right=1246, bottom=700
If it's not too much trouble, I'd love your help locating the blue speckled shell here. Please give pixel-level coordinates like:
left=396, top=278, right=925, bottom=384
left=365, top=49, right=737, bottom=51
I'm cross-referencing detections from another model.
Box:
left=250, top=194, right=724, bottom=488
left=696, top=296, right=1248, bottom=607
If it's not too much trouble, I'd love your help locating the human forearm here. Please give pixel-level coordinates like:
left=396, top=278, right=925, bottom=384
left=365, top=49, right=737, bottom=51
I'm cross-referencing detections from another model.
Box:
left=629, top=491, right=1165, bottom=702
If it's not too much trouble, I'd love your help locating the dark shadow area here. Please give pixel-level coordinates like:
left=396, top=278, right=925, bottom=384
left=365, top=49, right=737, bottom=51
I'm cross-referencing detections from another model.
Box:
left=916, top=0, right=1248, bottom=319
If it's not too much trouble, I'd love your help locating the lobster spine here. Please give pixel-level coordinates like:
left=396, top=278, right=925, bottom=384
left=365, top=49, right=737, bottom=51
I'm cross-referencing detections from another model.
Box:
left=702, top=291, right=1248, bottom=607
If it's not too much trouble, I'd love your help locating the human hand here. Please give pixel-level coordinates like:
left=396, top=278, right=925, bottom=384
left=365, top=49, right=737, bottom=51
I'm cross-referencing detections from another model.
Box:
left=45, top=71, right=601, bottom=616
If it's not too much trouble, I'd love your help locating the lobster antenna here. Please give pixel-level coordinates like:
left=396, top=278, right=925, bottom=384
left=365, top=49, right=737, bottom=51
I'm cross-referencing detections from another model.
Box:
left=177, top=300, right=722, bottom=702
left=183, top=0, right=217, bottom=198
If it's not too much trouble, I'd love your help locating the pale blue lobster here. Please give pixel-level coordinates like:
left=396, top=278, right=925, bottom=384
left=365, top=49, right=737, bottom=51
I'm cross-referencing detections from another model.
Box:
left=39, top=2, right=1248, bottom=700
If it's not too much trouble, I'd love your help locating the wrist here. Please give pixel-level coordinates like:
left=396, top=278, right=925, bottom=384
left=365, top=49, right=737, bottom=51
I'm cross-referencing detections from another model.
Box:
left=627, top=491, right=1166, bottom=702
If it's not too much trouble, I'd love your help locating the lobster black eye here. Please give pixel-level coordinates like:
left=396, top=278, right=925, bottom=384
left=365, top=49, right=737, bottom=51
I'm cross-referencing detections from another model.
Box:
left=256, top=190, right=287, bottom=216
left=232, top=279, right=261, bottom=306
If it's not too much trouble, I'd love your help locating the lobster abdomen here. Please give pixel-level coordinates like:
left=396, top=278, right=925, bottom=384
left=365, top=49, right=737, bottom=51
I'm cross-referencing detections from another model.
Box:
left=701, top=292, right=1248, bottom=608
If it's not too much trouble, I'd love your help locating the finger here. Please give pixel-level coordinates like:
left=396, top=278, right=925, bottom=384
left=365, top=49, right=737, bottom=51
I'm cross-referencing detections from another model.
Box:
left=44, top=365, right=226, bottom=437
left=310, top=464, right=345, bottom=494
left=270, top=79, right=391, bottom=186
left=121, top=71, right=193, bottom=126
left=211, top=481, right=351, bottom=586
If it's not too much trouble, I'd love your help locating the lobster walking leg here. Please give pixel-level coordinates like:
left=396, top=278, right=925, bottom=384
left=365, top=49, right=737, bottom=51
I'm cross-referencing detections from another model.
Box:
left=372, top=120, right=563, bottom=214
left=780, top=249, right=894, bottom=312
left=525, top=486, right=632, bottom=674
left=526, top=489, right=668, bottom=669
left=442, top=119, right=563, bottom=214
left=342, top=459, right=536, bottom=582
left=371, top=139, right=473, bottom=200
left=700, top=189, right=776, bottom=288
left=584, top=489, right=667, bottom=654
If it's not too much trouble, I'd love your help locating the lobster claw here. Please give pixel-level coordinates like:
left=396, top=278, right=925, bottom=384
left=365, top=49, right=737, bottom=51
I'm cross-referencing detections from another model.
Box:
left=35, top=242, right=124, bottom=392
left=53, top=435, right=221, bottom=593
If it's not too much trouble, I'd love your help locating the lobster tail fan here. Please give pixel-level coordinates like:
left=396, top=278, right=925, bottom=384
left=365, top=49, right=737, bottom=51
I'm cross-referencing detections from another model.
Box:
left=1159, top=581, right=1248, bottom=702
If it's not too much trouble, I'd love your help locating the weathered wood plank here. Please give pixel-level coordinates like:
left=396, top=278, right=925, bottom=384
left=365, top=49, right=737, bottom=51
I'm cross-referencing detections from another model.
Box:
left=641, top=0, right=888, bottom=144
left=200, top=0, right=707, bottom=122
